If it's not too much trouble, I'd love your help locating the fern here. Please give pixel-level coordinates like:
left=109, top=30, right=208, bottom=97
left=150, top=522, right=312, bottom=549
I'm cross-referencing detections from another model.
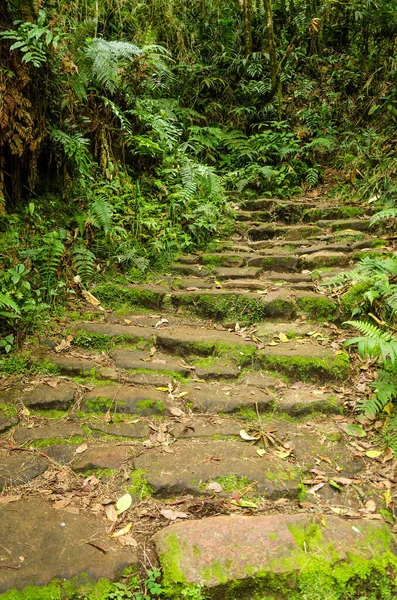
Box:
left=88, top=196, right=114, bottom=236
left=0, top=293, right=20, bottom=317
left=73, top=244, right=96, bottom=285
left=83, top=39, right=142, bottom=93
left=370, top=207, right=397, bottom=224
left=358, top=377, right=397, bottom=418
left=36, top=232, right=64, bottom=297
left=344, top=320, right=397, bottom=363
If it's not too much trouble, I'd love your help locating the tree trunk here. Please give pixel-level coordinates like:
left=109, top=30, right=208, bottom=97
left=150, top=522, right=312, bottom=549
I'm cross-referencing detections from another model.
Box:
left=244, top=0, right=253, bottom=55
left=263, top=0, right=278, bottom=96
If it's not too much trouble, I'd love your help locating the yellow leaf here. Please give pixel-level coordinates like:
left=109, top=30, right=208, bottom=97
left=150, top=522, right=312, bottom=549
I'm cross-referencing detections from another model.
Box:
left=116, top=493, right=132, bottom=515
left=365, top=450, right=382, bottom=458
left=256, top=448, right=266, bottom=457
left=111, top=522, right=133, bottom=538
left=268, top=340, right=278, bottom=346
left=384, top=402, right=394, bottom=415
left=278, top=332, right=289, bottom=342
left=384, top=489, right=392, bottom=506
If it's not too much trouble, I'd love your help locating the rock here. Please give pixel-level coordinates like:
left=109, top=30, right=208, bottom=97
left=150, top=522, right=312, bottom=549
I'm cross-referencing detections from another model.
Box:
left=39, top=355, right=99, bottom=376
left=170, top=263, right=207, bottom=276
left=1, top=383, right=76, bottom=411
left=82, top=385, right=170, bottom=415
left=318, top=218, right=372, bottom=232
left=301, top=251, right=351, bottom=268
left=155, top=514, right=397, bottom=595
left=186, top=383, right=273, bottom=414
left=70, top=445, right=133, bottom=471
left=240, top=372, right=284, bottom=390
left=87, top=422, right=149, bottom=438
left=0, top=450, right=48, bottom=490
left=0, top=416, right=18, bottom=434
left=110, top=350, right=191, bottom=376
left=215, top=267, right=262, bottom=280
left=195, top=365, right=239, bottom=380
left=13, top=421, right=84, bottom=445
left=0, top=498, right=137, bottom=591
left=248, top=255, right=299, bottom=272
left=134, top=440, right=302, bottom=498
left=258, top=342, right=349, bottom=382
left=277, top=385, right=342, bottom=415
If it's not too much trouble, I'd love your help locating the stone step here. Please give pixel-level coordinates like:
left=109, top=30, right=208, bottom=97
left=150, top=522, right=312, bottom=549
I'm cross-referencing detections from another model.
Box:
left=317, top=218, right=376, bottom=232
left=238, top=204, right=368, bottom=225
left=248, top=224, right=324, bottom=241
left=0, top=498, right=137, bottom=592
left=215, top=267, right=262, bottom=279
left=155, top=514, right=396, bottom=598
left=72, top=319, right=348, bottom=383
left=93, top=285, right=339, bottom=323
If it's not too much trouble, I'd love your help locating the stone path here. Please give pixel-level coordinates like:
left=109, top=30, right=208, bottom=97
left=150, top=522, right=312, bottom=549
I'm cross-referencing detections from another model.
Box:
left=0, top=195, right=396, bottom=598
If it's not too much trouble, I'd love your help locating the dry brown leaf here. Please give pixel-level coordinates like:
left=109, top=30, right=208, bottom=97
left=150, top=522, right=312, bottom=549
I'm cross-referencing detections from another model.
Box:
left=0, top=495, right=21, bottom=505
left=105, top=505, right=118, bottom=523
left=160, top=509, right=188, bottom=521
left=169, top=407, right=185, bottom=417
left=118, top=534, right=138, bottom=547
left=53, top=499, right=72, bottom=510
left=207, top=482, right=223, bottom=493
left=365, top=499, right=377, bottom=513
left=75, top=443, right=88, bottom=454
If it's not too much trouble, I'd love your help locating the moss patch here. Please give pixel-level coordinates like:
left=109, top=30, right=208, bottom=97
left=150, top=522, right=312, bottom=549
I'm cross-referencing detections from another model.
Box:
left=94, top=284, right=166, bottom=310
left=127, top=468, right=152, bottom=499
left=258, top=352, right=349, bottom=383
left=296, top=296, right=339, bottom=322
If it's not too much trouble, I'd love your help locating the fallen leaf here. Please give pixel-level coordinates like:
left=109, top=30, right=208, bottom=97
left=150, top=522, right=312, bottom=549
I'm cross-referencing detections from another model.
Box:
left=105, top=505, right=118, bottom=523
left=111, top=522, right=133, bottom=537
left=75, top=443, right=88, bottom=454
left=160, top=509, right=188, bottom=520
left=344, top=424, right=367, bottom=438
left=169, top=406, right=185, bottom=417
left=256, top=448, right=266, bottom=457
left=365, top=500, right=377, bottom=513
left=207, top=482, right=223, bottom=493
left=240, top=429, right=260, bottom=441
left=299, top=502, right=314, bottom=509
left=118, top=534, right=138, bottom=547
left=230, top=499, right=258, bottom=509
left=384, top=489, right=393, bottom=507
left=329, top=479, right=343, bottom=491
left=81, top=290, right=104, bottom=311
left=53, top=499, right=72, bottom=509
left=116, top=493, right=132, bottom=515
left=383, top=448, right=394, bottom=463
left=0, top=495, right=21, bottom=505
left=366, top=450, right=382, bottom=458
left=307, top=482, right=326, bottom=494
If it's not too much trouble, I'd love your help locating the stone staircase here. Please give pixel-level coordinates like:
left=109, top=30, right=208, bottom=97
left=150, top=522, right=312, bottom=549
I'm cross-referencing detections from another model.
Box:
left=0, top=195, right=396, bottom=598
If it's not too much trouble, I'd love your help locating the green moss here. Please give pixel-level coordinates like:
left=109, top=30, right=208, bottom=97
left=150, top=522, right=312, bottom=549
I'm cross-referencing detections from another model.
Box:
left=202, top=475, right=250, bottom=493
left=127, top=468, right=152, bottom=499
left=81, top=467, right=115, bottom=480
left=296, top=296, right=339, bottom=322
left=31, top=435, right=87, bottom=448
left=161, top=518, right=397, bottom=599
left=170, top=293, right=294, bottom=325
left=73, top=331, right=112, bottom=351
left=84, top=396, right=114, bottom=413
left=135, top=399, right=165, bottom=414
left=258, top=351, right=349, bottom=383
left=340, top=280, right=372, bottom=316
left=94, top=283, right=165, bottom=310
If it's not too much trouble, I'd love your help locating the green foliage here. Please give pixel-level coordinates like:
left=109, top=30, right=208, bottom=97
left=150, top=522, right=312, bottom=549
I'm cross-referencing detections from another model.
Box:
left=1, top=9, right=62, bottom=67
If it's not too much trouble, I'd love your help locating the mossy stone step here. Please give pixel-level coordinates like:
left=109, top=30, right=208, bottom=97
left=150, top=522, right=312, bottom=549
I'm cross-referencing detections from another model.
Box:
left=134, top=439, right=302, bottom=499
left=110, top=349, right=192, bottom=376
left=155, top=514, right=397, bottom=598
left=248, top=224, right=323, bottom=241
left=302, top=205, right=368, bottom=222
left=0, top=452, right=49, bottom=491
left=215, top=266, right=262, bottom=279
left=0, top=383, right=77, bottom=411
left=239, top=198, right=280, bottom=211
left=257, top=342, right=349, bottom=382
left=0, top=498, right=138, bottom=592
left=317, top=218, right=378, bottom=232
left=82, top=385, right=170, bottom=415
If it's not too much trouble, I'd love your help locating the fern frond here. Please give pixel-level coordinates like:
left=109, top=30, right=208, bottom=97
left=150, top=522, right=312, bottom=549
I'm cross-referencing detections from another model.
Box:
left=84, top=39, right=142, bottom=93
left=88, top=196, right=114, bottom=235
left=73, top=244, right=96, bottom=285
left=344, top=320, right=397, bottom=363
left=370, top=208, right=397, bottom=224
left=0, top=293, right=20, bottom=314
